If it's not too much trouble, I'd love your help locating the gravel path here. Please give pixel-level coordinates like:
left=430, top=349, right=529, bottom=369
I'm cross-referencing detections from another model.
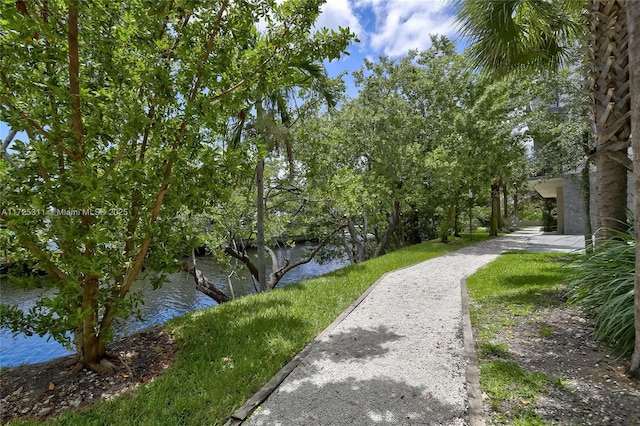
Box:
left=242, top=229, right=552, bottom=425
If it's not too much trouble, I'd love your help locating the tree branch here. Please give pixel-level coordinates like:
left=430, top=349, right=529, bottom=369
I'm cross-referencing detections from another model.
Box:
left=181, top=253, right=231, bottom=304
left=264, top=245, right=280, bottom=290
left=188, top=0, right=229, bottom=103
left=120, top=0, right=234, bottom=302
left=101, top=143, right=127, bottom=178
left=1, top=129, right=18, bottom=169
left=0, top=95, right=50, bottom=138
left=267, top=225, right=346, bottom=289
left=224, top=245, right=260, bottom=282
left=0, top=214, right=70, bottom=283
left=607, top=150, right=634, bottom=171
left=67, top=0, right=84, bottom=157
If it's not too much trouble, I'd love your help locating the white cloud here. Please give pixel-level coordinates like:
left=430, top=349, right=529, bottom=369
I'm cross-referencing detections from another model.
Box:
left=369, top=0, right=455, bottom=56
left=316, top=0, right=364, bottom=37
left=328, top=0, right=458, bottom=57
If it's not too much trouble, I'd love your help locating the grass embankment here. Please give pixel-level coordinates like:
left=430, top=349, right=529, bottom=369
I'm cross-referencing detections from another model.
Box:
left=467, top=252, right=574, bottom=425
left=18, top=233, right=489, bottom=426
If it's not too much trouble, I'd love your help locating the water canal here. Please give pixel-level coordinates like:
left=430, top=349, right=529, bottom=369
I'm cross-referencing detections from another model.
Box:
left=0, top=246, right=347, bottom=367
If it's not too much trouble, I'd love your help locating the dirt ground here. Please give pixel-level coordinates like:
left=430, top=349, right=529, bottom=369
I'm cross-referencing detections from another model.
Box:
left=483, top=295, right=640, bottom=425
left=1, top=304, right=639, bottom=424
left=0, top=325, right=176, bottom=423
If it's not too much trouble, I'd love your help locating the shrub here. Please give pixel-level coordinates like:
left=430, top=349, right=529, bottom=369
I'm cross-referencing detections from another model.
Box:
left=567, top=225, right=635, bottom=356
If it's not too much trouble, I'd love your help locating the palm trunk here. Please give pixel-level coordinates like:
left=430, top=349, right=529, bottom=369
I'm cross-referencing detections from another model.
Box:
left=581, top=159, right=594, bottom=249
left=626, top=0, right=640, bottom=378
left=595, top=155, right=628, bottom=234
left=588, top=0, right=631, bottom=239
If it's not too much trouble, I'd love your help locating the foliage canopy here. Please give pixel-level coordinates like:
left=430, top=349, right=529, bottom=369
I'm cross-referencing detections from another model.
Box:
left=0, top=0, right=354, bottom=368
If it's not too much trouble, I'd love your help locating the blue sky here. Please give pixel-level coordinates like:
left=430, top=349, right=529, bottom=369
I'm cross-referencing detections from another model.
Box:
left=0, top=0, right=464, bottom=141
left=316, top=0, right=464, bottom=89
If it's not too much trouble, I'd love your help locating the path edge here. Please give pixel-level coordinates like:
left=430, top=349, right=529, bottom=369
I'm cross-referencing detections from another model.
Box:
left=461, top=277, right=486, bottom=426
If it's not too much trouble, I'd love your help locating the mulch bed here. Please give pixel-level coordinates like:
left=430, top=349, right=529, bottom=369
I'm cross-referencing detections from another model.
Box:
left=0, top=325, right=176, bottom=423
left=483, top=298, right=640, bottom=425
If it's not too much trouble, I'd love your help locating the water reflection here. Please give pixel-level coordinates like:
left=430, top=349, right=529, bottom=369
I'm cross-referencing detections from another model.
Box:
left=0, top=246, right=347, bottom=367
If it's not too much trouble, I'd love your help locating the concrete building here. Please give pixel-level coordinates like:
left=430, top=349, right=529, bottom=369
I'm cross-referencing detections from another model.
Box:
left=528, top=170, right=633, bottom=235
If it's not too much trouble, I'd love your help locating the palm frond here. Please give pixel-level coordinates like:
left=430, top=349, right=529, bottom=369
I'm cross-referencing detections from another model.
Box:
left=454, top=0, right=585, bottom=77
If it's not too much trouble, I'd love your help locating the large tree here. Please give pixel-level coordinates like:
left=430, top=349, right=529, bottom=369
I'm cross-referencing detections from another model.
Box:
left=0, top=0, right=353, bottom=371
left=587, top=0, right=631, bottom=236
left=199, top=69, right=346, bottom=294
left=296, top=87, right=419, bottom=262
left=454, top=75, right=529, bottom=237
left=627, top=1, right=640, bottom=378
left=298, top=39, right=529, bottom=254
left=455, top=0, right=630, bottom=238
left=456, top=0, right=639, bottom=377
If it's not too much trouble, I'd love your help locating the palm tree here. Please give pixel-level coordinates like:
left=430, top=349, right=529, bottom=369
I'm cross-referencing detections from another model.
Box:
left=455, top=0, right=630, bottom=239
left=228, top=61, right=339, bottom=291
left=455, top=0, right=638, bottom=377
left=586, top=0, right=631, bottom=238
left=627, top=2, right=640, bottom=378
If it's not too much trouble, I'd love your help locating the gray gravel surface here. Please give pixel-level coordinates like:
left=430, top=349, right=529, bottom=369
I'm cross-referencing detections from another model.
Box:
left=246, top=229, right=564, bottom=426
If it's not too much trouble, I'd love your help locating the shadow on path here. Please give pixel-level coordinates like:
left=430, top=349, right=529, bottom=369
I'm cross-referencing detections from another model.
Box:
left=311, top=326, right=404, bottom=363
left=249, top=376, right=463, bottom=426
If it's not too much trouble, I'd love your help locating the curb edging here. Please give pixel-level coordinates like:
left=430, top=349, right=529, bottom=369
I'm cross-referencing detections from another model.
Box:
left=461, top=277, right=485, bottom=426
left=223, top=268, right=396, bottom=425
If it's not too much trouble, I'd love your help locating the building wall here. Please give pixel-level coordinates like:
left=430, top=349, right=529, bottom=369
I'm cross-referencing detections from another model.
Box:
left=562, top=172, right=586, bottom=235
left=562, top=170, right=633, bottom=235
left=556, top=185, right=565, bottom=234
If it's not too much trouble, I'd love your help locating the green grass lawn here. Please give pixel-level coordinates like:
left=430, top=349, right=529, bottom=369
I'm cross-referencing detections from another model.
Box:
left=466, top=252, right=574, bottom=425
left=10, top=234, right=490, bottom=426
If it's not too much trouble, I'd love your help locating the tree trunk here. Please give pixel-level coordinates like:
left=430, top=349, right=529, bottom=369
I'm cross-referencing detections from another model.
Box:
left=347, top=217, right=366, bottom=262
left=184, top=259, right=231, bottom=304
left=340, top=228, right=356, bottom=264
left=513, top=186, right=519, bottom=228
left=224, top=246, right=260, bottom=282
left=69, top=1, right=111, bottom=373
left=595, top=154, right=628, bottom=235
left=439, top=207, right=453, bottom=243
left=588, top=0, right=631, bottom=239
left=79, top=275, right=113, bottom=372
left=256, top=159, right=267, bottom=291
left=453, top=202, right=461, bottom=238
left=502, top=185, right=508, bottom=227
left=582, top=157, right=594, bottom=251
left=407, top=205, right=421, bottom=245
left=490, top=182, right=500, bottom=237
left=374, top=199, right=401, bottom=257
left=626, top=0, right=640, bottom=378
